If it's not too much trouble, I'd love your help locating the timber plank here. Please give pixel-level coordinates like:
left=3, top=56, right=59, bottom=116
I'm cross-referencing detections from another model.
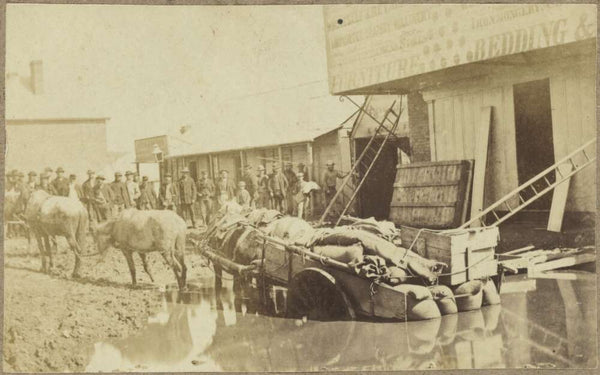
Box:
left=470, top=106, right=492, bottom=227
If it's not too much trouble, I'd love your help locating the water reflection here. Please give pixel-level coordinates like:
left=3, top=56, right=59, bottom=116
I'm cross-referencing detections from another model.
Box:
left=86, top=274, right=596, bottom=371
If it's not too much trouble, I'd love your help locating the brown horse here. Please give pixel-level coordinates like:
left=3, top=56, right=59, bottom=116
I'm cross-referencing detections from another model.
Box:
left=93, top=209, right=187, bottom=289
left=21, top=190, right=88, bottom=277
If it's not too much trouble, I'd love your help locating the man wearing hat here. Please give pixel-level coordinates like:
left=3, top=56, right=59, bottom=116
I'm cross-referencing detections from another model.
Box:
left=215, top=169, right=236, bottom=208
left=6, top=170, right=17, bottom=191
left=196, top=171, right=215, bottom=226
left=111, top=172, right=130, bottom=213
left=51, top=167, right=70, bottom=196
left=159, top=173, right=178, bottom=211
left=297, top=162, right=309, bottom=182
left=93, top=174, right=114, bottom=221
left=38, top=172, right=57, bottom=195
left=138, top=176, right=157, bottom=210
left=67, top=174, right=84, bottom=201
left=241, top=165, right=258, bottom=208
left=82, top=170, right=98, bottom=225
left=283, top=163, right=299, bottom=215
left=26, top=171, right=38, bottom=191
left=15, top=171, right=26, bottom=192
left=125, top=171, right=141, bottom=208
left=269, top=164, right=288, bottom=212
left=323, top=160, right=348, bottom=207
left=255, top=165, right=271, bottom=209
left=178, top=167, right=197, bottom=228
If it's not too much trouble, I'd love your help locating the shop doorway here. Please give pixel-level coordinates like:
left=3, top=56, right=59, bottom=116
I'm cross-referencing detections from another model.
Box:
left=513, top=78, right=555, bottom=210
left=355, top=137, right=409, bottom=220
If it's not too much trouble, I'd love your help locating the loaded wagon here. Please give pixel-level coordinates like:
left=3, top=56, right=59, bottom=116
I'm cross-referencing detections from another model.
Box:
left=191, top=215, right=502, bottom=322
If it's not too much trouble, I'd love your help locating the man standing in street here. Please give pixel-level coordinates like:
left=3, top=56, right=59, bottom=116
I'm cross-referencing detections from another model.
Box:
left=269, top=164, right=288, bottom=213
left=159, top=173, right=178, bottom=211
left=138, top=176, right=157, bottom=210
left=26, top=171, right=38, bottom=191
left=323, top=160, right=349, bottom=209
left=215, top=170, right=236, bottom=208
left=82, top=170, right=97, bottom=227
left=283, top=163, right=298, bottom=215
left=241, top=165, right=258, bottom=208
left=93, top=174, right=113, bottom=222
left=196, top=171, right=215, bottom=227
left=178, top=168, right=197, bottom=228
left=236, top=181, right=252, bottom=209
left=68, top=174, right=84, bottom=201
left=51, top=167, right=70, bottom=196
left=110, top=172, right=130, bottom=215
left=125, top=171, right=141, bottom=209
left=255, top=165, right=271, bottom=209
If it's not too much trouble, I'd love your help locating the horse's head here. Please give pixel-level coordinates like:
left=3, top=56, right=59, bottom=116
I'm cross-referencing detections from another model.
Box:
left=91, top=220, right=115, bottom=255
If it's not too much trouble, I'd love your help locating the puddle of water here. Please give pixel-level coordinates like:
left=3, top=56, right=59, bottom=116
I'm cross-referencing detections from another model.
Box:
left=86, top=274, right=597, bottom=371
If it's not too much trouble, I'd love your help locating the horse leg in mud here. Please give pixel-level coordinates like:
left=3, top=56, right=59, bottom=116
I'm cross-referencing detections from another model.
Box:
left=34, top=233, right=47, bottom=273
left=42, top=235, right=54, bottom=272
left=174, top=251, right=187, bottom=289
left=121, top=249, right=137, bottom=286
left=160, top=251, right=185, bottom=290
left=213, top=264, right=223, bottom=291
left=66, top=235, right=82, bottom=278
left=138, top=253, right=155, bottom=283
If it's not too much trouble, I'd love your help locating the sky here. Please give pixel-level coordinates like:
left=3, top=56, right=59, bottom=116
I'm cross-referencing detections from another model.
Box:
left=6, top=4, right=355, bottom=153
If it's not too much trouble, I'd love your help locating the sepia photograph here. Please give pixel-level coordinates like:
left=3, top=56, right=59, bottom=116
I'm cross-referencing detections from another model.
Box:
left=3, top=3, right=597, bottom=372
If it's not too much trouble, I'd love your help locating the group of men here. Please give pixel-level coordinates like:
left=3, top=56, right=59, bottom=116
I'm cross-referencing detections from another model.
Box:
left=5, top=159, right=348, bottom=229
left=5, top=167, right=160, bottom=226
left=160, top=161, right=321, bottom=228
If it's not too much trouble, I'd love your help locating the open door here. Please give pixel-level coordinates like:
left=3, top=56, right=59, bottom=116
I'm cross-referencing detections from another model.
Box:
left=513, top=79, right=555, bottom=210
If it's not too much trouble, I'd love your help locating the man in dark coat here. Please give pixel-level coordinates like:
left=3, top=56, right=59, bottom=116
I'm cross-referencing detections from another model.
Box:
left=215, top=169, right=236, bottom=208
left=196, top=171, right=215, bottom=226
left=138, top=176, right=158, bottom=210
left=269, top=164, right=288, bottom=212
left=110, top=171, right=130, bottom=214
left=26, top=171, right=38, bottom=192
left=283, top=163, right=298, bottom=215
left=82, top=170, right=98, bottom=226
left=93, top=174, right=114, bottom=222
left=255, top=165, right=271, bottom=209
left=178, top=167, right=197, bottom=228
left=51, top=167, right=70, bottom=196
left=159, top=173, right=178, bottom=211
left=241, top=165, right=258, bottom=207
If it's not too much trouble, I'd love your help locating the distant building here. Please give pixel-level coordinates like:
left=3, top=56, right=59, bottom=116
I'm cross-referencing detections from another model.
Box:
left=324, top=4, right=596, bottom=225
left=6, top=60, right=117, bottom=180
left=137, top=115, right=360, bottom=215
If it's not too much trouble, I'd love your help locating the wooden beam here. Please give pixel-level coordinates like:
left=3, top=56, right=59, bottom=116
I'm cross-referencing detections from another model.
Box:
left=469, top=106, right=492, bottom=227
left=528, top=252, right=596, bottom=273
left=547, top=163, right=573, bottom=232
left=427, top=100, right=437, bottom=161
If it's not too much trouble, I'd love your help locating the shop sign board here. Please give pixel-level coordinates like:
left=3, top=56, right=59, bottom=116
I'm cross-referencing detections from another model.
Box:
left=324, top=4, right=596, bottom=94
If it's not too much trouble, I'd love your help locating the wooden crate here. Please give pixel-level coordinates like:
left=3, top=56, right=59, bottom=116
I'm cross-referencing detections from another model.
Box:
left=389, top=160, right=473, bottom=229
left=400, top=225, right=499, bottom=285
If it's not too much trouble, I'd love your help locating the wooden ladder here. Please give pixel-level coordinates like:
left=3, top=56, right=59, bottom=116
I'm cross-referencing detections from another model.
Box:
left=458, top=139, right=596, bottom=229
left=318, top=96, right=403, bottom=226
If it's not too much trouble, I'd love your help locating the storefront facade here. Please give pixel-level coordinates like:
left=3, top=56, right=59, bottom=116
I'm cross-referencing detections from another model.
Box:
left=324, top=4, right=596, bottom=214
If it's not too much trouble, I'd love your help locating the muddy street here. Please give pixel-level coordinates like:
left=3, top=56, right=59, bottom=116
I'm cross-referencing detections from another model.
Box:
left=85, top=273, right=597, bottom=371
left=3, top=236, right=211, bottom=372
left=4, top=235, right=596, bottom=372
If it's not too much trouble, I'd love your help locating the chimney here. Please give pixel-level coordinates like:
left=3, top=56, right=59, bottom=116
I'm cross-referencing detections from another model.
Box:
left=30, top=60, right=43, bottom=94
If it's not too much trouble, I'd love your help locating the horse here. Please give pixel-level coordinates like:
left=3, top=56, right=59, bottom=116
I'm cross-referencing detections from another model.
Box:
left=93, top=209, right=187, bottom=289
left=21, top=189, right=88, bottom=277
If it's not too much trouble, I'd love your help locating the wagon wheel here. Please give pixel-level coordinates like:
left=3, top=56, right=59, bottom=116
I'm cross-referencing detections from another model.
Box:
left=286, top=268, right=355, bottom=321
